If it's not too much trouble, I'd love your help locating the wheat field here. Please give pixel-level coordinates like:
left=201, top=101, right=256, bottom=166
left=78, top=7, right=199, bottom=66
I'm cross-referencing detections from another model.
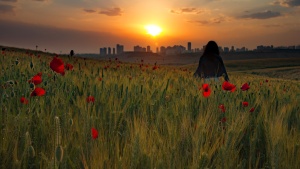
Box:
left=0, top=49, right=299, bottom=169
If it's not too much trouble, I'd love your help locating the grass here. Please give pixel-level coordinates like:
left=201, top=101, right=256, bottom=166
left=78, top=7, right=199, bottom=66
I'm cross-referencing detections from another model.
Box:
left=0, top=48, right=300, bottom=168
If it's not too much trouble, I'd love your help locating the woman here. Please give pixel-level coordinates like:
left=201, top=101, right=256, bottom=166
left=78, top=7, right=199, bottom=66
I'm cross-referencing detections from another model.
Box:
left=194, top=41, right=229, bottom=81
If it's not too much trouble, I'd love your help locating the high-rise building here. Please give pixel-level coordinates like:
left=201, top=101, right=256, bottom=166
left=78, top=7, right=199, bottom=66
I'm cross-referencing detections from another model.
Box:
left=147, top=46, right=151, bottom=52
left=100, top=47, right=107, bottom=56
left=223, top=47, right=229, bottom=52
left=108, top=47, right=111, bottom=55
left=116, top=44, right=124, bottom=54
left=187, top=42, right=191, bottom=52
left=230, top=46, right=235, bottom=52
left=113, top=48, right=116, bottom=55
left=160, top=46, right=166, bottom=55
left=156, top=47, right=159, bottom=53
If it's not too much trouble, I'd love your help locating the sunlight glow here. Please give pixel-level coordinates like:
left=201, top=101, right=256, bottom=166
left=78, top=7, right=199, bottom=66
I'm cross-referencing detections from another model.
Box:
left=145, top=24, right=162, bottom=37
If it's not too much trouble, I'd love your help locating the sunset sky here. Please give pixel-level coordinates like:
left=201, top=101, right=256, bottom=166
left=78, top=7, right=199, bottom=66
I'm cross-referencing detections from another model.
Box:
left=0, top=0, right=299, bottom=53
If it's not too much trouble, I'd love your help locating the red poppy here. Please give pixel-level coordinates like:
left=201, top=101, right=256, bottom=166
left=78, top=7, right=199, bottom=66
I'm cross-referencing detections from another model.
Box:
left=98, top=77, right=102, bottom=81
left=242, top=101, right=249, bottom=107
left=65, top=63, right=73, bottom=70
left=241, top=83, right=250, bottom=91
left=221, top=117, right=227, bottom=123
left=130, top=65, right=133, bottom=69
left=141, top=59, right=144, bottom=62
left=86, top=96, right=95, bottom=103
left=91, top=127, right=98, bottom=139
left=50, top=57, right=65, bottom=75
left=202, top=84, right=211, bottom=97
left=249, top=107, right=255, bottom=112
left=222, top=81, right=236, bottom=92
left=129, top=76, right=132, bottom=80
left=115, top=58, right=118, bottom=61
left=153, top=66, right=158, bottom=70
left=28, top=73, right=42, bottom=85
left=30, top=87, right=46, bottom=96
left=218, top=104, right=226, bottom=113
left=20, top=97, right=29, bottom=104
left=265, top=79, right=269, bottom=82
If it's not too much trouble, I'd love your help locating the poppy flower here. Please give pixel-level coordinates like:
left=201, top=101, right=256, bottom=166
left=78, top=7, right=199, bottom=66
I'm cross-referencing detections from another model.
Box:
left=20, top=97, right=29, bottom=104
left=218, top=104, right=226, bottom=113
left=202, top=84, right=211, bottom=97
left=221, top=117, right=227, bottom=123
left=86, top=96, right=95, bottom=103
left=28, top=73, right=42, bottom=85
left=65, top=63, right=73, bottom=70
left=50, top=57, right=65, bottom=75
left=242, top=101, right=249, bottom=107
left=222, top=81, right=236, bottom=92
left=241, top=83, right=250, bottom=91
left=91, top=127, right=98, bottom=139
left=249, top=107, right=255, bottom=112
left=152, top=66, right=158, bottom=70
left=265, top=79, right=269, bottom=82
left=98, top=77, right=102, bottom=81
left=141, top=59, right=144, bottom=62
left=30, top=87, right=46, bottom=96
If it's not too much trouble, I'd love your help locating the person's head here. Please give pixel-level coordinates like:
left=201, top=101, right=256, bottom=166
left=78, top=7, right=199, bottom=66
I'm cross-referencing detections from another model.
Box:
left=203, top=41, right=220, bottom=56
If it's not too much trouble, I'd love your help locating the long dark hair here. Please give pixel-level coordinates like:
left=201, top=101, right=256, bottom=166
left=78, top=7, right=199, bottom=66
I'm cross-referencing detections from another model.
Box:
left=203, top=41, right=220, bottom=56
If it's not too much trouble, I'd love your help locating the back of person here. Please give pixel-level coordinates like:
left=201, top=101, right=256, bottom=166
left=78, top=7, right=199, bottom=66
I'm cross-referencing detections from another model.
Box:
left=194, top=41, right=229, bottom=81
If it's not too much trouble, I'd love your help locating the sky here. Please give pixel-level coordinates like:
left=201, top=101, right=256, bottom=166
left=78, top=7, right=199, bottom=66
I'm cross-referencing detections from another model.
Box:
left=0, top=0, right=299, bottom=53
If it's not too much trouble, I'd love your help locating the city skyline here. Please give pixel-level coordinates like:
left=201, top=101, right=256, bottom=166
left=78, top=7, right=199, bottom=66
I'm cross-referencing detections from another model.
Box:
left=0, top=0, right=299, bottom=53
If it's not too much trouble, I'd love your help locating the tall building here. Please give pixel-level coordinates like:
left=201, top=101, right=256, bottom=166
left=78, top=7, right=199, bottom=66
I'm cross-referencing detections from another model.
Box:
left=156, top=47, right=159, bottom=53
left=160, top=46, right=166, bottom=55
left=224, top=47, right=229, bottom=52
left=187, top=42, right=192, bottom=52
left=116, top=44, right=124, bottom=54
left=113, top=48, right=116, bottom=55
left=147, top=46, right=151, bottom=52
left=134, top=45, right=144, bottom=52
left=100, top=47, right=107, bottom=56
left=108, top=47, right=111, bottom=55
left=230, top=46, right=235, bottom=52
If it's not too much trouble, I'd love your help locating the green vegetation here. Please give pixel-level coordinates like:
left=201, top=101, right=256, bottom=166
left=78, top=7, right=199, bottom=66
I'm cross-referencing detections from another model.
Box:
left=0, top=49, right=299, bottom=168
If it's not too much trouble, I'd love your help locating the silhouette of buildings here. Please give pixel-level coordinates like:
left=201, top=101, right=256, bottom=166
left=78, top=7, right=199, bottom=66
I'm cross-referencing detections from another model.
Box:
left=147, top=46, right=151, bottom=52
left=116, top=44, right=124, bottom=54
left=187, top=42, right=191, bottom=52
left=134, top=45, right=146, bottom=52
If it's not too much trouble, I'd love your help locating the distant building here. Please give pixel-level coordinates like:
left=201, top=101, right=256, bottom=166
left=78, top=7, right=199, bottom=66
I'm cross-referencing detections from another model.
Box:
left=108, top=47, right=111, bottom=55
left=156, top=47, right=159, bottom=53
left=224, top=47, right=229, bottom=52
left=160, top=46, right=166, bottom=55
left=230, top=46, right=235, bottom=52
left=165, top=45, right=186, bottom=55
left=100, top=47, right=107, bottom=56
left=147, top=46, right=151, bottom=52
left=116, top=44, right=124, bottom=54
left=134, top=45, right=145, bottom=52
left=218, top=46, right=223, bottom=53
left=113, top=48, right=116, bottom=55
left=187, top=42, right=192, bottom=52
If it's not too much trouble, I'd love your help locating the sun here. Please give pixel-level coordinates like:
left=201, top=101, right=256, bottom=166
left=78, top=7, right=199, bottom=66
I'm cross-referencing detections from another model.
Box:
left=145, top=24, right=162, bottom=37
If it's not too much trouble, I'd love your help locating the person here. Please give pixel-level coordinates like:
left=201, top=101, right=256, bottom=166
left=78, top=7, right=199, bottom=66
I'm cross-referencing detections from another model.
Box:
left=194, top=41, right=229, bottom=81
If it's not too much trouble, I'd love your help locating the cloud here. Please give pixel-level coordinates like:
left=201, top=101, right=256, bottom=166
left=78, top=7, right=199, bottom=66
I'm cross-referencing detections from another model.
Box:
left=83, top=9, right=96, bottom=13
left=241, top=10, right=281, bottom=19
left=188, top=16, right=227, bottom=25
left=0, top=4, right=15, bottom=14
left=272, top=0, right=300, bottom=7
left=170, top=8, right=204, bottom=14
left=0, top=0, right=17, bottom=2
left=99, top=7, right=122, bottom=16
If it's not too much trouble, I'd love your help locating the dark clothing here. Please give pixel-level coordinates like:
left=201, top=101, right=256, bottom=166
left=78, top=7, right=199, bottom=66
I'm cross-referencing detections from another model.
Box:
left=194, top=53, right=229, bottom=81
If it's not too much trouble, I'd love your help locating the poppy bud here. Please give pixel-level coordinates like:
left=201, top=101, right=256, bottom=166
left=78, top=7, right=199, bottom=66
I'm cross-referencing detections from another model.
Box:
left=29, top=83, right=35, bottom=89
left=30, top=61, right=34, bottom=69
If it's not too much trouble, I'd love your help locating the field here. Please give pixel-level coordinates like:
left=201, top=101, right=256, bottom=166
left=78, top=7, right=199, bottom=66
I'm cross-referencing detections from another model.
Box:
left=1, top=48, right=300, bottom=169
